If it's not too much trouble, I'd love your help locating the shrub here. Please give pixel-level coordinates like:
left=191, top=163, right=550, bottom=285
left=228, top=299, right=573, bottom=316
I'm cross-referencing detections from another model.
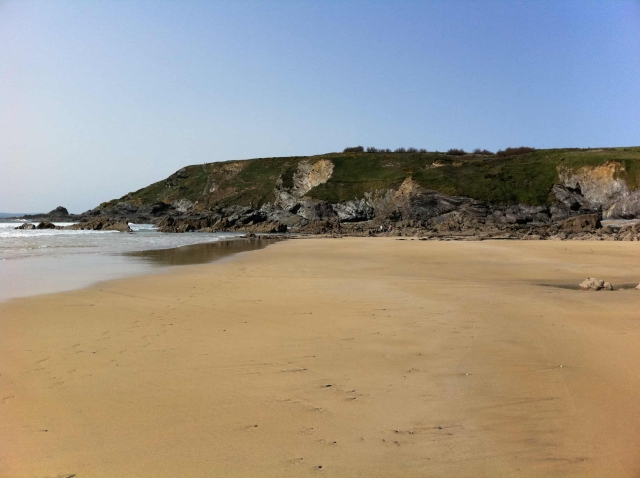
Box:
left=366, top=147, right=379, bottom=153
left=495, top=146, right=536, bottom=157
left=473, top=148, right=494, bottom=155
left=407, top=147, right=418, bottom=153
left=446, top=148, right=467, bottom=156
left=343, top=146, right=364, bottom=153
left=418, top=148, right=427, bottom=153
left=394, top=147, right=407, bottom=153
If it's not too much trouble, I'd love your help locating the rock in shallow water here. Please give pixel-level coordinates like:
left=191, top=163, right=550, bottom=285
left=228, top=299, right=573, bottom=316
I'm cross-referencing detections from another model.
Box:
left=14, top=223, right=36, bottom=230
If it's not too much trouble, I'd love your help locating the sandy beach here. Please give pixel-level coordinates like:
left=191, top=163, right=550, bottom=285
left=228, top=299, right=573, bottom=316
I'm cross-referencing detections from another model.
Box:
left=3, top=238, right=640, bottom=477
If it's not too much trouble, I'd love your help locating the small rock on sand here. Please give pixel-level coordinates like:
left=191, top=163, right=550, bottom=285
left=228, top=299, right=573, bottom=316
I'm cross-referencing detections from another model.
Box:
left=579, top=278, right=614, bottom=291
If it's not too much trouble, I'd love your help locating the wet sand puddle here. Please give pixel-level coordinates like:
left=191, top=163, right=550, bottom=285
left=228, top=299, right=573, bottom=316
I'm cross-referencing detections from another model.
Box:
left=125, top=237, right=280, bottom=266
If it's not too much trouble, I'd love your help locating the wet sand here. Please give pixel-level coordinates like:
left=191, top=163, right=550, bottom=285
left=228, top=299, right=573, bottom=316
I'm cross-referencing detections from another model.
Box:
left=0, top=238, right=274, bottom=302
left=2, top=238, right=640, bottom=477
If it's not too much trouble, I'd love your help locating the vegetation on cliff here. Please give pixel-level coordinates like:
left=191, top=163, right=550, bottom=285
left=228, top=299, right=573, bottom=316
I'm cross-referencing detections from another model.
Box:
left=100, top=147, right=640, bottom=212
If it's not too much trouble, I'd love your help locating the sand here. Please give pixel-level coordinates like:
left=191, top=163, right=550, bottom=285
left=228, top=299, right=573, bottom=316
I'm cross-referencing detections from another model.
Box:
left=2, top=238, right=640, bottom=477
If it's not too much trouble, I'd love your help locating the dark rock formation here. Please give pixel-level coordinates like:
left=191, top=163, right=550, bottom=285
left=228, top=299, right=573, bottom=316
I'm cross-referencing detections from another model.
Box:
left=48, top=206, right=69, bottom=217
left=65, top=217, right=131, bottom=232
left=14, top=223, right=37, bottom=230
left=36, top=222, right=56, bottom=229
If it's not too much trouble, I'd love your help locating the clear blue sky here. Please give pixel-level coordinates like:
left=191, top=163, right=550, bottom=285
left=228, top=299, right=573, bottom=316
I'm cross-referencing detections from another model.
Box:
left=1, top=0, right=639, bottom=213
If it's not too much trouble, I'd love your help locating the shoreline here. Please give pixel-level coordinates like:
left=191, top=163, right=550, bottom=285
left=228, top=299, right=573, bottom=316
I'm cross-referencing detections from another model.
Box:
left=0, top=236, right=279, bottom=303
left=3, top=238, right=640, bottom=477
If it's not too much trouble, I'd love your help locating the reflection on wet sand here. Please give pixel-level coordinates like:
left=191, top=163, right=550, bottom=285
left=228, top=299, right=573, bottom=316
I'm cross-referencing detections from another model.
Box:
left=126, top=237, right=281, bottom=266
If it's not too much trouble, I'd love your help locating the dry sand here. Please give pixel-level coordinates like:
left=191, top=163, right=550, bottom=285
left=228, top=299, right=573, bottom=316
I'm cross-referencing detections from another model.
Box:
left=2, top=238, right=640, bottom=477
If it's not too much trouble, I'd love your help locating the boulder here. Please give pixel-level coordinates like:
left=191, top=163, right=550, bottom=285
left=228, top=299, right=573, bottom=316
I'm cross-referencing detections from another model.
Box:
left=36, top=222, right=56, bottom=229
left=104, top=221, right=132, bottom=232
left=579, top=278, right=613, bottom=291
left=560, top=213, right=601, bottom=234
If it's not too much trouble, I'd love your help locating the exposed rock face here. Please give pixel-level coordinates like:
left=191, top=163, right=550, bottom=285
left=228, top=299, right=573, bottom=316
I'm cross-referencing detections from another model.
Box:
left=274, top=159, right=335, bottom=212
left=156, top=209, right=289, bottom=234
left=292, top=159, right=334, bottom=196
left=550, top=185, right=596, bottom=220
left=558, top=163, right=626, bottom=209
left=332, top=198, right=375, bottom=222
left=580, top=278, right=614, bottom=291
left=558, top=162, right=640, bottom=219
left=172, top=199, right=194, bottom=213
left=134, top=176, right=614, bottom=238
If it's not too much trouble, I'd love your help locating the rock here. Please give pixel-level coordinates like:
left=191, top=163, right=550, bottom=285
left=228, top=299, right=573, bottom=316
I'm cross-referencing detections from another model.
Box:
left=635, top=284, right=640, bottom=290
left=332, top=198, right=375, bottom=222
left=14, top=222, right=36, bottom=230
left=48, top=206, right=69, bottom=217
left=65, top=217, right=132, bottom=232
left=36, top=222, right=56, bottom=229
left=104, top=221, right=132, bottom=232
left=559, top=213, right=601, bottom=234
left=579, top=278, right=613, bottom=291
left=299, top=219, right=342, bottom=234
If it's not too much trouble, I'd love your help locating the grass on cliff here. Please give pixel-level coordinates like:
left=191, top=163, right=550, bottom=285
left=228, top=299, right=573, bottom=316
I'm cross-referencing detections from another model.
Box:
left=114, top=147, right=640, bottom=210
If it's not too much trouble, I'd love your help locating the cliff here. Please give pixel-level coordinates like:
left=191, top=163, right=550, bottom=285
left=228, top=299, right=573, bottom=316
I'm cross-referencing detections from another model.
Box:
left=78, top=146, right=640, bottom=237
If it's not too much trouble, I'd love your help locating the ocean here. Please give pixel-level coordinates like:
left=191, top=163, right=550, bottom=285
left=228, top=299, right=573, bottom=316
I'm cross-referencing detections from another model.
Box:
left=0, top=219, right=266, bottom=302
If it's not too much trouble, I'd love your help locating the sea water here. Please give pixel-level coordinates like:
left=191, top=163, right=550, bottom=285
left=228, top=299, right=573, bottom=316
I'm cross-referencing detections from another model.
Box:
left=0, top=219, right=261, bottom=302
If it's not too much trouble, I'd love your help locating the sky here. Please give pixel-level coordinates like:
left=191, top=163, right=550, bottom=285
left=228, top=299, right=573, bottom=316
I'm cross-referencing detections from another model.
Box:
left=1, top=1, right=639, bottom=213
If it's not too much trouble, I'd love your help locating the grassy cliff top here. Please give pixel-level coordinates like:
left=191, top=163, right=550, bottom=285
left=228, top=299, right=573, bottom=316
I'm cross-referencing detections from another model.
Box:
left=101, top=147, right=640, bottom=211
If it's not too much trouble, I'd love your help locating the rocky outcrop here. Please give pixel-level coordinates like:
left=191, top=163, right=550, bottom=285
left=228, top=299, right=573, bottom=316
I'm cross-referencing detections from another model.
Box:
left=36, top=222, right=56, bottom=229
left=48, top=206, right=69, bottom=217
left=579, top=278, right=614, bottom=291
left=28, top=148, right=640, bottom=240
left=65, top=217, right=131, bottom=232
left=274, top=159, right=335, bottom=212
left=558, top=162, right=640, bottom=219
left=559, top=214, right=601, bottom=234
left=156, top=210, right=288, bottom=234
left=292, top=159, right=334, bottom=196
left=14, top=223, right=37, bottom=230
left=332, top=198, right=375, bottom=222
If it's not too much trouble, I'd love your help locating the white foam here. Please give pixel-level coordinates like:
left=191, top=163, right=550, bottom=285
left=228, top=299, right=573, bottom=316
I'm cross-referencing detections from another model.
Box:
left=0, top=220, right=242, bottom=261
